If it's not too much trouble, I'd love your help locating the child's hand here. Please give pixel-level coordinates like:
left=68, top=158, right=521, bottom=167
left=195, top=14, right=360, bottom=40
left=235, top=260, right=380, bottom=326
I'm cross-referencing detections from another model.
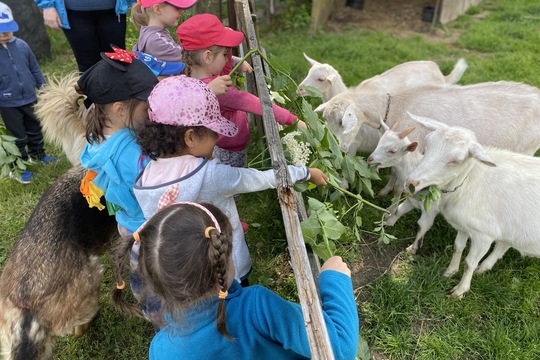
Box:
left=208, top=75, right=233, bottom=96
left=239, top=62, right=253, bottom=74
left=308, top=168, right=328, bottom=186
left=296, top=120, right=307, bottom=129
left=321, top=256, right=351, bottom=277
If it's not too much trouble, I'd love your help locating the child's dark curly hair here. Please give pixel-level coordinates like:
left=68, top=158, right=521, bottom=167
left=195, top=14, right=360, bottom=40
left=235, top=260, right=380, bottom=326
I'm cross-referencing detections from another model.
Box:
left=136, top=121, right=214, bottom=160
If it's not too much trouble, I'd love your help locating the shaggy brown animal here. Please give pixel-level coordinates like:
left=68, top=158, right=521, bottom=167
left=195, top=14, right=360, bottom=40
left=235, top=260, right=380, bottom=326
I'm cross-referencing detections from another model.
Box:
left=0, top=165, right=118, bottom=359
left=34, top=72, right=90, bottom=165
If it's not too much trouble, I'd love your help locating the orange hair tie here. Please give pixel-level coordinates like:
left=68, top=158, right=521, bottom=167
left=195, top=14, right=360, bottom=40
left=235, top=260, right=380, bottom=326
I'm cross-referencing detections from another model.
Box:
left=116, top=281, right=125, bottom=290
left=204, top=226, right=216, bottom=238
left=218, top=289, right=228, bottom=299
left=133, top=232, right=141, bottom=243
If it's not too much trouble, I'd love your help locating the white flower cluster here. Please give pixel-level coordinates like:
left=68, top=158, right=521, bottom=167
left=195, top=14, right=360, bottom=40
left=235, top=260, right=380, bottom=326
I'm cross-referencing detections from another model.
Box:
left=281, top=131, right=312, bottom=166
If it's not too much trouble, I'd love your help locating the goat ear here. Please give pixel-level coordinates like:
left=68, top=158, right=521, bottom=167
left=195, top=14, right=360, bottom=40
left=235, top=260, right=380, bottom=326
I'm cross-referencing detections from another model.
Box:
left=405, top=141, right=418, bottom=153
left=342, top=104, right=358, bottom=134
left=469, top=143, right=496, bottom=167
left=327, top=74, right=336, bottom=85
left=314, top=102, right=327, bottom=113
left=398, top=127, right=415, bottom=139
left=303, top=53, right=319, bottom=66
left=407, top=111, right=448, bottom=131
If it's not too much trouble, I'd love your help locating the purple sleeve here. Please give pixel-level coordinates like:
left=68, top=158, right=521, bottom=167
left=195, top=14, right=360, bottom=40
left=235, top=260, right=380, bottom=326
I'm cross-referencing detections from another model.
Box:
left=134, top=28, right=182, bottom=62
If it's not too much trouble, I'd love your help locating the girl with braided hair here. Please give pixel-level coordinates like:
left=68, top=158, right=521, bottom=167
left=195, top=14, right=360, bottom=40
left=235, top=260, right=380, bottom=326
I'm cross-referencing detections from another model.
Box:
left=113, top=202, right=359, bottom=360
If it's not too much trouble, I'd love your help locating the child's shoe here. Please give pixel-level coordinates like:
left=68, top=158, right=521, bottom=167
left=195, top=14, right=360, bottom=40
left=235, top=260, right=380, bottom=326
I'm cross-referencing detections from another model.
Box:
left=10, top=170, right=34, bottom=184
left=40, top=155, right=59, bottom=164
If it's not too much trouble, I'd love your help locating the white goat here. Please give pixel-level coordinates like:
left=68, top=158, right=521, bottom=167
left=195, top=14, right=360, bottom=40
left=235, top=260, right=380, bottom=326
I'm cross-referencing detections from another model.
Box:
left=406, top=112, right=540, bottom=298
left=297, top=53, right=467, bottom=102
left=317, top=81, right=540, bottom=157
left=366, top=120, right=438, bottom=254
left=299, top=54, right=467, bottom=156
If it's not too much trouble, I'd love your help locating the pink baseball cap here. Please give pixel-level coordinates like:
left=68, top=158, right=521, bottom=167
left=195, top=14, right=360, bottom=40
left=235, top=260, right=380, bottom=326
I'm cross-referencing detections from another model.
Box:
left=148, top=75, right=238, bottom=137
left=139, top=0, right=197, bottom=9
left=176, top=14, right=244, bottom=51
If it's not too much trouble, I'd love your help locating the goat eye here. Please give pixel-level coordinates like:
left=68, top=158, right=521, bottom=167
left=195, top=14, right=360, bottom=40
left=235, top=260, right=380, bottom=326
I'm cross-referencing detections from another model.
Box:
left=448, top=159, right=461, bottom=165
left=388, top=149, right=397, bottom=154
left=317, top=78, right=325, bottom=82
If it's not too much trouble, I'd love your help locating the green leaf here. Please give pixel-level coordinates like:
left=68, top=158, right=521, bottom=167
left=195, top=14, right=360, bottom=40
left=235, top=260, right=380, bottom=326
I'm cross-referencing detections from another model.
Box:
left=0, top=134, right=17, bottom=141
left=271, top=74, right=289, bottom=91
left=299, top=85, right=323, bottom=99
left=307, top=197, right=327, bottom=213
left=1, top=163, right=9, bottom=177
left=301, top=216, right=321, bottom=244
left=293, top=182, right=309, bottom=193
left=311, top=241, right=336, bottom=261
left=2, top=141, right=20, bottom=156
left=342, top=155, right=357, bottom=185
left=321, top=219, right=347, bottom=240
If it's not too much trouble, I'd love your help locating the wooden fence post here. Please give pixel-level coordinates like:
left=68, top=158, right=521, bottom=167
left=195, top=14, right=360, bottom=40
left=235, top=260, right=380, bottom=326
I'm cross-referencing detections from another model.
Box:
left=234, top=1, right=335, bottom=358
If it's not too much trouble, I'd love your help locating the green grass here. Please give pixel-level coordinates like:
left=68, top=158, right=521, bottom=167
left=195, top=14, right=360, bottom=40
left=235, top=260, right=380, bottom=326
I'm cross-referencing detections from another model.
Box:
left=2, top=0, right=540, bottom=358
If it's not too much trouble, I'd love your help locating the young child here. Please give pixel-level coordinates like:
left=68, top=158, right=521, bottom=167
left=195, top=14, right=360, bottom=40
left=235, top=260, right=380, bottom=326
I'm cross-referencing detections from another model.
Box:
left=113, top=202, right=359, bottom=359
left=0, top=2, right=58, bottom=184
left=77, top=48, right=160, bottom=236
left=133, top=75, right=327, bottom=286
left=176, top=13, right=303, bottom=168
left=131, top=0, right=195, bottom=62
left=131, top=1, right=245, bottom=94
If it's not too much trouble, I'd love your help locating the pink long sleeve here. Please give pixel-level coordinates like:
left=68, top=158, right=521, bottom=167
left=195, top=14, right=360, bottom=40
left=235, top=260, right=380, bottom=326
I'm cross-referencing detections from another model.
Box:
left=201, top=76, right=297, bottom=151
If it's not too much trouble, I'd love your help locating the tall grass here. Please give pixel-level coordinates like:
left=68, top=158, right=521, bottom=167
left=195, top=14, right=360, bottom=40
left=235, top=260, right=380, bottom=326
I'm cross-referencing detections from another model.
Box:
left=1, top=0, right=540, bottom=358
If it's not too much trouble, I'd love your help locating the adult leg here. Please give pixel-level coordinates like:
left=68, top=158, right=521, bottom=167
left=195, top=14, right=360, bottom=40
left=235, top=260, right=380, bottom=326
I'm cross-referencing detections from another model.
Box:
left=19, top=103, right=45, bottom=160
left=96, top=11, right=127, bottom=52
left=62, top=10, right=103, bottom=73
left=0, top=106, right=29, bottom=159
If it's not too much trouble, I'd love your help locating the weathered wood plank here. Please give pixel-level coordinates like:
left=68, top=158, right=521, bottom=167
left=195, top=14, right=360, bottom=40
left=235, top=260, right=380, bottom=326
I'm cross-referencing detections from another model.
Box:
left=234, top=1, right=334, bottom=358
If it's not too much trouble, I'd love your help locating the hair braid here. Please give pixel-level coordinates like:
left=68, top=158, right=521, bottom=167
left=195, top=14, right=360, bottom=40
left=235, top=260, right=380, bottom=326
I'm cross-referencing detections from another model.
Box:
left=208, top=230, right=231, bottom=339
left=111, top=234, right=145, bottom=319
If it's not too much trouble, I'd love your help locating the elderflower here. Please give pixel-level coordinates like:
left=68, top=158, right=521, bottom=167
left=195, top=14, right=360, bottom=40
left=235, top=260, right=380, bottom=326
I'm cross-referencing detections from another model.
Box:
left=281, top=131, right=312, bottom=165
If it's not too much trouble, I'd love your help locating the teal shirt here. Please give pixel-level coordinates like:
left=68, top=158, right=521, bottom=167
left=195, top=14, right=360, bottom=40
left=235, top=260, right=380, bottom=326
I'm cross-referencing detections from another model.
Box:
left=149, top=270, right=359, bottom=360
left=80, top=128, right=145, bottom=233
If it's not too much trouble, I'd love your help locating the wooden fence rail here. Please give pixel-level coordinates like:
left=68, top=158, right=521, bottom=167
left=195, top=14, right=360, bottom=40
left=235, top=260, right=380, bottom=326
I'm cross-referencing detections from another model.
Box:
left=234, top=1, right=335, bottom=358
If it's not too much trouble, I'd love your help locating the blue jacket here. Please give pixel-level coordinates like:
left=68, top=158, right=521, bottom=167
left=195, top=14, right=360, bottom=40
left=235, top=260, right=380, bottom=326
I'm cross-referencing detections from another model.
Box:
left=0, top=37, right=45, bottom=108
left=34, top=0, right=135, bottom=30
left=80, top=128, right=145, bottom=233
left=150, top=270, right=359, bottom=360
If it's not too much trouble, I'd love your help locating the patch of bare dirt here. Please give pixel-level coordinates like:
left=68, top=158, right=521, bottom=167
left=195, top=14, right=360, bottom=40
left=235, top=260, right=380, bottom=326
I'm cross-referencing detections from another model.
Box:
left=331, top=0, right=434, bottom=33
left=328, top=0, right=464, bottom=45
left=349, top=236, right=412, bottom=302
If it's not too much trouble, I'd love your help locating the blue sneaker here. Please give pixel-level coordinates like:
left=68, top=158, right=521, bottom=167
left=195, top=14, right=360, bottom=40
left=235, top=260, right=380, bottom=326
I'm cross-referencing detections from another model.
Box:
left=40, top=155, right=59, bottom=164
left=10, top=170, right=34, bottom=184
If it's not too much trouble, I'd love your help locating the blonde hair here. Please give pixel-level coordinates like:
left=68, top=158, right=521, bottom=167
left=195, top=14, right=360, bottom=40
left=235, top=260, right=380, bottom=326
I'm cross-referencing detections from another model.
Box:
left=181, top=45, right=226, bottom=77
left=131, top=3, right=150, bottom=30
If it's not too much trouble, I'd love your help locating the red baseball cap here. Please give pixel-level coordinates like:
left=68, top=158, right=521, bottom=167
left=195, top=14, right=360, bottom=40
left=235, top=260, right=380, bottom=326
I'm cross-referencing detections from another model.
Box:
left=176, top=14, right=244, bottom=51
left=140, top=0, right=197, bottom=9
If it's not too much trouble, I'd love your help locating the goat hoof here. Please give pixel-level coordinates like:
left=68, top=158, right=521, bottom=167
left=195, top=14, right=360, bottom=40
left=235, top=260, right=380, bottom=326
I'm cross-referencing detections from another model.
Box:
left=446, top=287, right=465, bottom=299
left=405, top=245, right=417, bottom=254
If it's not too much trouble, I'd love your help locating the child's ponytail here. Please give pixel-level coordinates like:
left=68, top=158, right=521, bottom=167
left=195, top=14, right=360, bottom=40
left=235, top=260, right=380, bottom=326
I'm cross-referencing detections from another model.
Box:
left=130, top=3, right=149, bottom=31
left=207, top=228, right=232, bottom=339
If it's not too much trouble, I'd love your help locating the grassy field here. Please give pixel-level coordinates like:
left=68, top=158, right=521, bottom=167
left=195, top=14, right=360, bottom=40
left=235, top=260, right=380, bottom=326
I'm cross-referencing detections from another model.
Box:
left=1, top=0, right=540, bottom=358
